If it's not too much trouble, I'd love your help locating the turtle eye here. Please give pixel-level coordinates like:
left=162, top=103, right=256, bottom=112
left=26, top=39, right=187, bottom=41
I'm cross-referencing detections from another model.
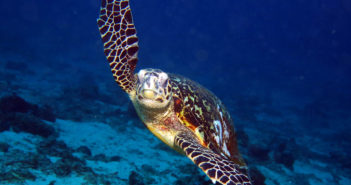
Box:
left=158, top=73, right=169, bottom=88
left=161, top=79, right=169, bottom=89
left=137, top=69, right=147, bottom=82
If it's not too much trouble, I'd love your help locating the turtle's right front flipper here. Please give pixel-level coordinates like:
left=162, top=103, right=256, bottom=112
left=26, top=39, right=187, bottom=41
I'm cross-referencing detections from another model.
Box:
left=97, top=0, right=139, bottom=93
left=175, top=132, right=252, bottom=185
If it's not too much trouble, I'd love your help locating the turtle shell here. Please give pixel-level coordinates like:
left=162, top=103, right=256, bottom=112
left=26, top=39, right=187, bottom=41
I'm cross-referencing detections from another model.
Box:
left=169, top=74, right=246, bottom=166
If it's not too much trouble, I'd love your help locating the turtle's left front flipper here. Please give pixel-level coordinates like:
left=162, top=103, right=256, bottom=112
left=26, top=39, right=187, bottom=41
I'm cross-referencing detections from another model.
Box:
left=175, top=132, right=252, bottom=185
left=97, top=0, right=139, bottom=93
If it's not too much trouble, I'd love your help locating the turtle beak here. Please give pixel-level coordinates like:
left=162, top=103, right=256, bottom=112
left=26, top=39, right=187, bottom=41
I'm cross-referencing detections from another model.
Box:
left=141, top=89, right=164, bottom=103
left=142, top=89, right=156, bottom=99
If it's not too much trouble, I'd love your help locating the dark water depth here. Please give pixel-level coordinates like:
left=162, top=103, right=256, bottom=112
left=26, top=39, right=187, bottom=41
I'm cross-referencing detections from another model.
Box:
left=0, top=0, right=351, bottom=184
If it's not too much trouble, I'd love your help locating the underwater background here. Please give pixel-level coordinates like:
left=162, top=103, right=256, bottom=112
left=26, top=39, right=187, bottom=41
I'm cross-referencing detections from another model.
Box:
left=0, top=0, right=350, bottom=184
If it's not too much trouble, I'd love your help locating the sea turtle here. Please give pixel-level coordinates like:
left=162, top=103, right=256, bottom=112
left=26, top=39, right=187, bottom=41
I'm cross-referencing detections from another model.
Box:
left=97, top=0, right=252, bottom=184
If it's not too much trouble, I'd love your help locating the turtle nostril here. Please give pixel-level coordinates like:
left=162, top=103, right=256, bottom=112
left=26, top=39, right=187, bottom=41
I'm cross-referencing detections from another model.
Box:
left=155, top=98, right=164, bottom=103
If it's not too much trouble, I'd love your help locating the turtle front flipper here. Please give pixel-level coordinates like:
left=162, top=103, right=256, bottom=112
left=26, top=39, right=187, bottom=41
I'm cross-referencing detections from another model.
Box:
left=97, top=0, right=139, bottom=93
left=175, top=132, right=252, bottom=185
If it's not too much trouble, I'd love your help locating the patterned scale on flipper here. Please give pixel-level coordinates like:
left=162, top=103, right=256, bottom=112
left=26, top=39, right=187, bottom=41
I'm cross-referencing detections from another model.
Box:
left=97, top=0, right=139, bottom=93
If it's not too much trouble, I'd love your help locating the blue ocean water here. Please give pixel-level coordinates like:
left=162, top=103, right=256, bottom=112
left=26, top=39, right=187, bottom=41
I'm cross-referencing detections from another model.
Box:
left=0, top=0, right=351, bottom=184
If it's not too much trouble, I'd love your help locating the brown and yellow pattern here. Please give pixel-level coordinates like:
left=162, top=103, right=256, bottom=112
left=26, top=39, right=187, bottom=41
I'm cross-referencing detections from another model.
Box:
left=169, top=74, right=246, bottom=166
left=97, top=1, right=251, bottom=184
left=97, top=0, right=139, bottom=93
left=175, top=132, right=251, bottom=185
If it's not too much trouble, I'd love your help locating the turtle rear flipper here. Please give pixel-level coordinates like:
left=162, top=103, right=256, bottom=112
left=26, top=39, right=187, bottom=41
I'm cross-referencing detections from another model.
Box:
left=175, top=132, right=252, bottom=185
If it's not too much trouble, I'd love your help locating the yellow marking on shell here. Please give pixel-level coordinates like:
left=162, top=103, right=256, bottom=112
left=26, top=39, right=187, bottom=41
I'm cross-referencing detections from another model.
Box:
left=177, top=107, right=193, bottom=128
left=203, top=100, right=211, bottom=112
left=194, top=104, right=203, bottom=115
left=194, top=127, right=205, bottom=145
left=210, top=124, right=215, bottom=132
left=177, top=109, right=207, bottom=147
left=184, top=96, right=188, bottom=103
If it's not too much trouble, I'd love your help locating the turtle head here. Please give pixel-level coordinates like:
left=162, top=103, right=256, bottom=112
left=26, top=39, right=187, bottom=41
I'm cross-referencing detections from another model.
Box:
left=135, top=68, right=172, bottom=109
